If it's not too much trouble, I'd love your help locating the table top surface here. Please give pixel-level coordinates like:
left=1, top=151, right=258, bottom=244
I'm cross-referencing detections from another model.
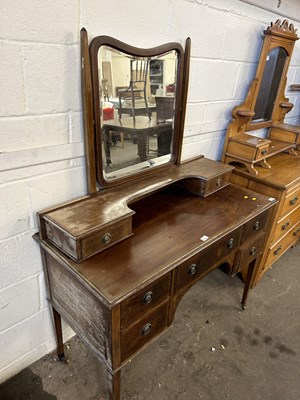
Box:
left=103, top=115, right=172, bottom=131
left=234, top=153, right=300, bottom=190
left=40, top=183, right=276, bottom=307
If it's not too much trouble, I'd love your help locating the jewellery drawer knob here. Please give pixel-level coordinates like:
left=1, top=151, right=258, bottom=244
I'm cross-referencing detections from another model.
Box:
left=274, top=245, right=282, bottom=255
left=261, top=149, right=268, bottom=156
left=290, top=195, right=298, bottom=205
left=216, top=178, right=222, bottom=187
left=227, top=238, right=235, bottom=249
left=141, top=323, right=152, bottom=336
left=249, top=247, right=256, bottom=256
left=281, top=221, right=290, bottom=231
left=143, top=291, right=153, bottom=304
left=293, top=228, right=300, bottom=236
left=102, top=233, right=112, bottom=244
left=253, top=221, right=260, bottom=231
left=188, top=264, right=197, bottom=275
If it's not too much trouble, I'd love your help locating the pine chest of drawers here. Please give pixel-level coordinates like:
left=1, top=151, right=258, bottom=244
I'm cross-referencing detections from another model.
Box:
left=230, top=153, right=300, bottom=286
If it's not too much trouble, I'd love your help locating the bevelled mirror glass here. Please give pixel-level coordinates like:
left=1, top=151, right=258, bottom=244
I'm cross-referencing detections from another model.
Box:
left=89, top=36, right=184, bottom=187
left=252, top=47, right=288, bottom=123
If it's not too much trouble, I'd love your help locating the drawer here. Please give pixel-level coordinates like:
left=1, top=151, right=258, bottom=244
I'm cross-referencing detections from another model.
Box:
left=272, top=206, right=300, bottom=245
left=81, top=217, right=132, bottom=260
left=201, top=171, right=232, bottom=196
left=233, top=232, right=265, bottom=275
left=242, top=210, right=269, bottom=241
left=121, top=303, right=168, bottom=362
left=256, top=145, right=269, bottom=159
left=120, top=273, right=171, bottom=328
left=280, top=187, right=300, bottom=218
left=45, top=216, right=132, bottom=261
left=175, top=247, right=215, bottom=292
left=178, top=169, right=233, bottom=197
left=265, top=221, right=300, bottom=269
left=215, top=227, right=243, bottom=261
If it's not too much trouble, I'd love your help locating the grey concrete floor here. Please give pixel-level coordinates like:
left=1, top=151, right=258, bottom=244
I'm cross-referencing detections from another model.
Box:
left=1, top=243, right=299, bottom=400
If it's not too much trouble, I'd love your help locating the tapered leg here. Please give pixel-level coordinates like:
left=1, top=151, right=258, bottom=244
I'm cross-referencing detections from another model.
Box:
left=52, top=306, right=65, bottom=361
left=107, top=369, right=121, bottom=400
left=241, top=259, right=256, bottom=310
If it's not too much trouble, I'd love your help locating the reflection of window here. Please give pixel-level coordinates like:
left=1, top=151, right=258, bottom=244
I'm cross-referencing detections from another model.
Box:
left=253, top=47, right=287, bottom=122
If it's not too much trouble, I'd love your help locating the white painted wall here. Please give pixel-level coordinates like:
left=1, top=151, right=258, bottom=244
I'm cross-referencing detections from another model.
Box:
left=1, top=0, right=300, bottom=384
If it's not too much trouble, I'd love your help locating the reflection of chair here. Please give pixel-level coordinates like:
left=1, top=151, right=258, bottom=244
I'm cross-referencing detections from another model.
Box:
left=118, top=59, right=151, bottom=121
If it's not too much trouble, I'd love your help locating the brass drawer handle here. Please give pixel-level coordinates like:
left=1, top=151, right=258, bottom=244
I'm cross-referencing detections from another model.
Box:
left=290, top=195, right=298, bottom=205
left=249, top=247, right=257, bottom=256
left=261, top=149, right=268, bottom=156
left=102, top=232, right=112, bottom=244
left=188, top=264, right=197, bottom=276
left=216, top=178, right=222, bottom=187
left=281, top=221, right=290, bottom=231
left=227, top=238, right=235, bottom=249
left=293, top=228, right=300, bottom=236
left=253, top=221, right=260, bottom=231
left=274, top=246, right=282, bottom=255
left=143, top=291, right=153, bottom=305
left=141, top=323, right=152, bottom=336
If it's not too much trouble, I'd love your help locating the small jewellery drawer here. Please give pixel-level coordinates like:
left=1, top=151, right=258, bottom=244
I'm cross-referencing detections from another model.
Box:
left=201, top=171, right=232, bottom=196
left=256, top=145, right=269, bottom=160
left=214, top=227, right=243, bottom=261
left=242, top=210, right=269, bottom=241
left=121, top=274, right=171, bottom=328
left=121, top=303, right=168, bottom=362
left=280, top=187, right=300, bottom=218
left=233, top=232, right=265, bottom=275
left=45, top=216, right=132, bottom=261
left=265, top=221, right=300, bottom=268
left=272, top=206, right=300, bottom=244
left=175, top=248, right=215, bottom=292
left=81, top=218, right=132, bottom=260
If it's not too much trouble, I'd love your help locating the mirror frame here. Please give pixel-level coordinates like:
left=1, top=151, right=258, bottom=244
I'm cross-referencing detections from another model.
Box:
left=246, top=19, right=298, bottom=131
left=221, top=19, right=299, bottom=166
left=81, top=29, right=189, bottom=192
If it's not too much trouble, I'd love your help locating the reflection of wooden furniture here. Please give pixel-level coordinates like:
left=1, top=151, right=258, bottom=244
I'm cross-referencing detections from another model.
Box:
left=36, top=157, right=275, bottom=400
left=102, top=116, right=173, bottom=165
left=118, top=59, right=151, bottom=120
left=222, top=19, right=299, bottom=175
left=230, top=153, right=300, bottom=286
left=35, top=30, right=277, bottom=400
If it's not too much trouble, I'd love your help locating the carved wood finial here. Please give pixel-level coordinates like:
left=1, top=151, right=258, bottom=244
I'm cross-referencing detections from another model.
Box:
left=265, top=19, right=298, bottom=40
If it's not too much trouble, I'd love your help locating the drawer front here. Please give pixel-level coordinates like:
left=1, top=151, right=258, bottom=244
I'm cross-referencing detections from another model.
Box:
left=280, top=187, right=300, bottom=218
left=233, top=232, right=265, bottom=275
left=121, top=303, right=168, bottom=362
left=178, top=171, right=232, bottom=197
left=215, top=227, right=243, bottom=261
left=242, top=210, right=269, bottom=241
left=265, top=221, right=300, bottom=268
left=121, top=273, right=171, bottom=328
left=81, top=217, right=132, bottom=260
left=256, top=145, right=269, bottom=160
left=272, top=206, right=300, bottom=244
left=204, top=171, right=232, bottom=196
left=175, top=247, right=215, bottom=292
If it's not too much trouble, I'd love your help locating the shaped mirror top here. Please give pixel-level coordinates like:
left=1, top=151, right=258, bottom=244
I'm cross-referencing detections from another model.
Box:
left=81, top=32, right=186, bottom=190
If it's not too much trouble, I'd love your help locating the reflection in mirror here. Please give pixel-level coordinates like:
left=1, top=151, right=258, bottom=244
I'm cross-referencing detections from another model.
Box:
left=252, top=47, right=288, bottom=123
left=98, top=46, right=178, bottom=181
